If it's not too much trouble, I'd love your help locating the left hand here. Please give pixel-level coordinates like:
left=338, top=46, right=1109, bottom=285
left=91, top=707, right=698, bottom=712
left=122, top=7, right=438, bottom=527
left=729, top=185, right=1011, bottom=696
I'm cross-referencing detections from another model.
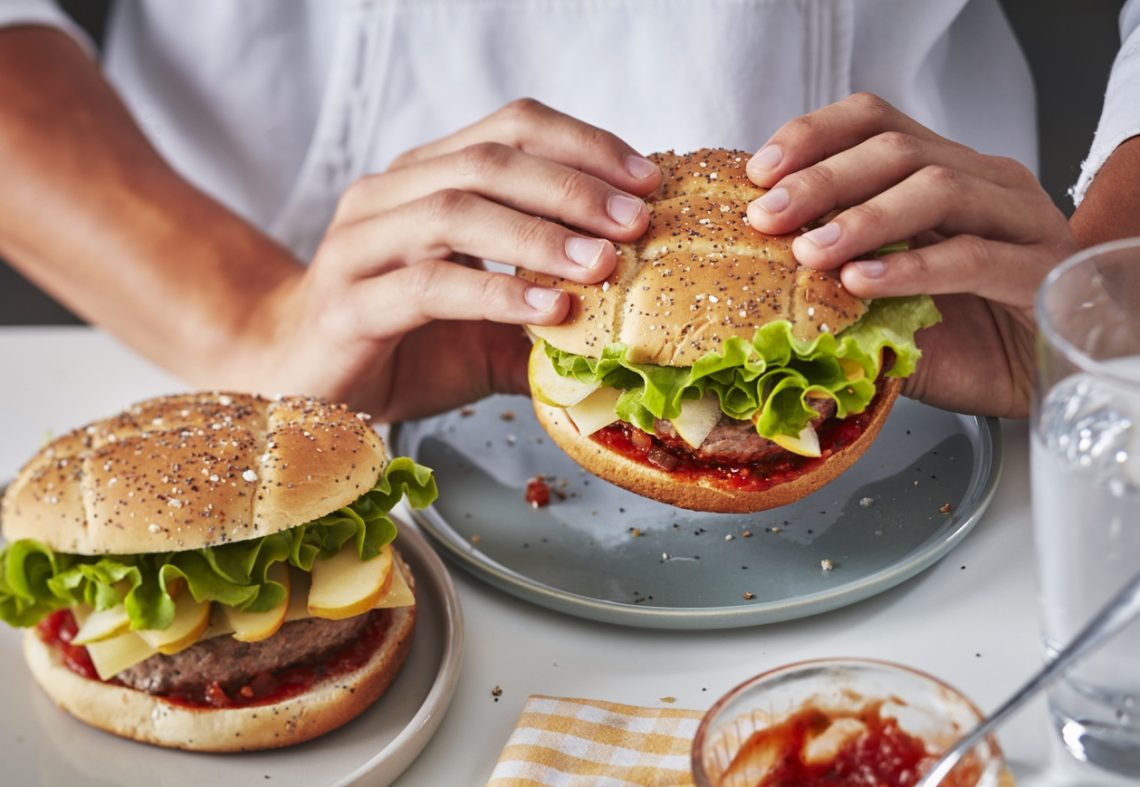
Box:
left=743, top=92, right=1076, bottom=418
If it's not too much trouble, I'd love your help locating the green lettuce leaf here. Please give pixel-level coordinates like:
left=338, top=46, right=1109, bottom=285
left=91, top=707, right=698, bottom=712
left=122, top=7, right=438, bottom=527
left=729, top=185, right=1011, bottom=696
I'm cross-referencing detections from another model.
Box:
left=0, top=457, right=437, bottom=631
left=546, top=295, right=941, bottom=439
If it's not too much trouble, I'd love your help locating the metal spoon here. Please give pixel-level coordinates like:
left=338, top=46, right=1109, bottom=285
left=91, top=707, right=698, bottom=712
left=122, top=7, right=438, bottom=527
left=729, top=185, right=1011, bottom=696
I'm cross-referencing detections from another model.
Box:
left=918, top=567, right=1140, bottom=786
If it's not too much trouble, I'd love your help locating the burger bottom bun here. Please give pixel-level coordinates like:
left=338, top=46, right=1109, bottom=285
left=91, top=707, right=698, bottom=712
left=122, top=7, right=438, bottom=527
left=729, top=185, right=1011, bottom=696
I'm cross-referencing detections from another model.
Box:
left=533, top=376, right=902, bottom=513
left=24, top=558, right=417, bottom=752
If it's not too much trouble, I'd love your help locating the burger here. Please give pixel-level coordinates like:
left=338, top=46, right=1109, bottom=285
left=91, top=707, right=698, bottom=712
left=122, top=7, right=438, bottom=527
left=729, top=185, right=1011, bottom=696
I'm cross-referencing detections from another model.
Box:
left=0, top=392, right=437, bottom=751
left=521, top=148, right=940, bottom=513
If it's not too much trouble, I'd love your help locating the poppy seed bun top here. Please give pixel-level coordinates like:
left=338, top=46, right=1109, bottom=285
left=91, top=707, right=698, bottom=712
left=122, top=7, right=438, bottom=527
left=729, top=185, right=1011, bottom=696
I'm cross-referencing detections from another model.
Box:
left=1, top=392, right=386, bottom=555
left=521, top=148, right=867, bottom=366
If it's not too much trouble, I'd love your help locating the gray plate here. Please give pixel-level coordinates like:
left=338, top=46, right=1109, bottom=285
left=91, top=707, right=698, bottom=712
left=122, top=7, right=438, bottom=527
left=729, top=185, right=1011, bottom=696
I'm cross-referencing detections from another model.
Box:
left=393, top=395, right=1001, bottom=630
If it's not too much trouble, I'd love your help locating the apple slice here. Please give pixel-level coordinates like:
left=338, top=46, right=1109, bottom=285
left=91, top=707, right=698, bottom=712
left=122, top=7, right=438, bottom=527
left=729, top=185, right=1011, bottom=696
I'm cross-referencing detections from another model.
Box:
left=308, top=544, right=393, bottom=621
left=772, top=425, right=822, bottom=458
left=137, top=591, right=211, bottom=655
left=72, top=604, right=131, bottom=646
left=223, top=562, right=291, bottom=642
left=528, top=340, right=599, bottom=407
left=566, top=386, right=623, bottom=436
left=669, top=392, right=722, bottom=448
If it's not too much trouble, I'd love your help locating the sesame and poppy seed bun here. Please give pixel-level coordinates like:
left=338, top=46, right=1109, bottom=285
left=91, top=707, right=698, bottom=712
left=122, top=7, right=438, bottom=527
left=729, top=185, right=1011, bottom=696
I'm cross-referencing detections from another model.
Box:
left=521, top=148, right=939, bottom=512
left=0, top=392, right=438, bottom=751
left=2, top=392, right=387, bottom=553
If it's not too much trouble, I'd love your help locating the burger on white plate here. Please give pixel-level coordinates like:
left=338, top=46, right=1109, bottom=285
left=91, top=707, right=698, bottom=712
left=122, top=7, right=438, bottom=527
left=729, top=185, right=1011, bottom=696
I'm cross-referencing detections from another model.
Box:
left=521, top=148, right=940, bottom=513
left=0, top=392, right=436, bottom=751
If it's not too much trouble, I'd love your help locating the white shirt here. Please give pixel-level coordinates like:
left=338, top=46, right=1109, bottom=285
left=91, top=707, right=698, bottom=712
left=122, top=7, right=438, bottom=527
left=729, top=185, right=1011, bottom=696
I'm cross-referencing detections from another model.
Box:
left=1074, top=0, right=1140, bottom=204
left=4, top=0, right=1039, bottom=260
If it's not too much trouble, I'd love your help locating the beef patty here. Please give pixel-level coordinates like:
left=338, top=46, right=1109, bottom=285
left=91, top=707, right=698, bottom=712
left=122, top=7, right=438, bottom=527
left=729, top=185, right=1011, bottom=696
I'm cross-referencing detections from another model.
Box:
left=116, top=611, right=378, bottom=695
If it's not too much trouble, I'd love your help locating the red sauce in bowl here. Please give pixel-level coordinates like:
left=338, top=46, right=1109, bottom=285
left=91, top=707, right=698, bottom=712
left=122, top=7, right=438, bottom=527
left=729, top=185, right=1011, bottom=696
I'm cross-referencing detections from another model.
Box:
left=723, top=703, right=979, bottom=787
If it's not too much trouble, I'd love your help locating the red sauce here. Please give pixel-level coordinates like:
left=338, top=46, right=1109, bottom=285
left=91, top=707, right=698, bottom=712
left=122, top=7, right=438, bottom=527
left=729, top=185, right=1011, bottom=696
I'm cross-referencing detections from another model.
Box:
left=525, top=476, right=552, bottom=508
left=35, top=609, right=394, bottom=710
left=36, top=610, right=101, bottom=682
left=722, top=703, right=978, bottom=787
left=592, top=404, right=875, bottom=493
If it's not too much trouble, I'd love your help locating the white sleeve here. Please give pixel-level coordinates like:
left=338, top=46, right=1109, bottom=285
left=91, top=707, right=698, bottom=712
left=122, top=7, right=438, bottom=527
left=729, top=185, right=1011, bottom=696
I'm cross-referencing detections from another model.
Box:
left=1072, top=0, right=1140, bottom=204
left=0, top=0, right=95, bottom=57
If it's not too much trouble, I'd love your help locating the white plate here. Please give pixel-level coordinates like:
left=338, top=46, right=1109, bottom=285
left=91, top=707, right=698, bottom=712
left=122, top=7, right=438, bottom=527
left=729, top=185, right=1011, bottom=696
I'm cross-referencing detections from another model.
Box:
left=0, top=519, right=463, bottom=787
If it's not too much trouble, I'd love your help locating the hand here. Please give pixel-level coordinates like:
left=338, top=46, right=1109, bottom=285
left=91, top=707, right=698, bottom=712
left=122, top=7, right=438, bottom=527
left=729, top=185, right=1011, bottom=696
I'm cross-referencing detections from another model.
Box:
left=0, top=34, right=662, bottom=420
left=743, top=92, right=1076, bottom=418
left=242, top=99, right=661, bottom=421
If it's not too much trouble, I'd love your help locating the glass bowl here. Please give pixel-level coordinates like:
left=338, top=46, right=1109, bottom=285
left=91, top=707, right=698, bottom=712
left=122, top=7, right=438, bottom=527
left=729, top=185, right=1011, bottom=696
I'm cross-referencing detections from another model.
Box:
left=691, top=658, right=1012, bottom=787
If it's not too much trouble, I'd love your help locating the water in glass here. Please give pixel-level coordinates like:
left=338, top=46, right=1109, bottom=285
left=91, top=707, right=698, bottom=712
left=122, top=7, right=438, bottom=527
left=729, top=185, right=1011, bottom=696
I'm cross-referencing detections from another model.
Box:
left=1031, top=363, right=1140, bottom=775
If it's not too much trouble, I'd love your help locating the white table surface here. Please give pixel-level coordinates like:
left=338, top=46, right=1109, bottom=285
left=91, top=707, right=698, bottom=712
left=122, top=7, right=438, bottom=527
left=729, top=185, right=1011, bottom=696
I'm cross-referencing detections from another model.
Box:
left=0, top=326, right=1133, bottom=787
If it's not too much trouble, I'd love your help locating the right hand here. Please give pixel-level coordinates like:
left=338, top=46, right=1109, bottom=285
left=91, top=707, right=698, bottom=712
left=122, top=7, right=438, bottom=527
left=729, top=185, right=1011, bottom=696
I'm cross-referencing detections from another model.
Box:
left=236, top=99, right=661, bottom=421
left=743, top=93, right=1075, bottom=418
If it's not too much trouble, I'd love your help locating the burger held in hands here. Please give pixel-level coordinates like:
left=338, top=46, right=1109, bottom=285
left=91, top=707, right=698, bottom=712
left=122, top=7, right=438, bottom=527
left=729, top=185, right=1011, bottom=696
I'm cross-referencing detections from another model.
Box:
left=0, top=392, right=436, bottom=751
left=521, top=148, right=940, bottom=513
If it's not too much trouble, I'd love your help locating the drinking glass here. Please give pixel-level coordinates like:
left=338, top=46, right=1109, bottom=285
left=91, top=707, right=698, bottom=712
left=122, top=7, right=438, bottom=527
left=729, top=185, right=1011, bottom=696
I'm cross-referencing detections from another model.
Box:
left=1032, top=237, right=1140, bottom=775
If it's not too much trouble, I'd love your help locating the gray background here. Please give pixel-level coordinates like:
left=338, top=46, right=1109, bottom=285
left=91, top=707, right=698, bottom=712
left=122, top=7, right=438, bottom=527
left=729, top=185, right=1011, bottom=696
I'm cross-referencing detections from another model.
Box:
left=0, top=0, right=1127, bottom=325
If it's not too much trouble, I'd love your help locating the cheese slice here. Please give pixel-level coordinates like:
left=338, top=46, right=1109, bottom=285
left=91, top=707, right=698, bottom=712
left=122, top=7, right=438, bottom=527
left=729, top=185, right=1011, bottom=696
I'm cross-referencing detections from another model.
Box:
left=566, top=386, right=623, bottom=436
left=72, top=606, right=153, bottom=682
left=86, top=630, right=155, bottom=682
left=73, top=548, right=416, bottom=681
left=374, top=558, right=415, bottom=608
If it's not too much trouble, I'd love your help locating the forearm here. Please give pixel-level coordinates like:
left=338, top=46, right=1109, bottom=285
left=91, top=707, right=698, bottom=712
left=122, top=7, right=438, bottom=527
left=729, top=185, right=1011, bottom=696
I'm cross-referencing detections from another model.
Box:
left=0, top=26, right=302, bottom=383
left=1070, top=135, right=1140, bottom=248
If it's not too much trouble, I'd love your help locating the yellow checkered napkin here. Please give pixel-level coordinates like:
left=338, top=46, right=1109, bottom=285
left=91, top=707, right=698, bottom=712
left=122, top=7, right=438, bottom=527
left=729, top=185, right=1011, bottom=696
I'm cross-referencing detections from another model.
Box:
left=488, top=695, right=703, bottom=786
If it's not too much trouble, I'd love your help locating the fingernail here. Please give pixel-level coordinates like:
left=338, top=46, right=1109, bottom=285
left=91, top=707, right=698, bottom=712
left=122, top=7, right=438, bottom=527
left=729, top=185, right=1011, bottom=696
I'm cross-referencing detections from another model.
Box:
left=565, top=237, right=606, bottom=268
left=852, top=259, right=886, bottom=278
left=750, top=145, right=783, bottom=172
left=753, top=187, right=789, bottom=214
left=801, top=222, right=841, bottom=248
left=524, top=286, right=562, bottom=312
left=607, top=193, right=644, bottom=226
left=625, top=155, right=658, bottom=180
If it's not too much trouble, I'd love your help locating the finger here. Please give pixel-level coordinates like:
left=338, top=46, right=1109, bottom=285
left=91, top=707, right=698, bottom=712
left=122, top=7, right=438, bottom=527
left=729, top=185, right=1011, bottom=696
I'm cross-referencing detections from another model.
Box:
left=388, top=98, right=661, bottom=195
left=341, top=261, right=569, bottom=340
left=336, top=142, right=650, bottom=241
left=747, top=131, right=1036, bottom=236
left=746, top=92, right=944, bottom=188
left=325, top=188, right=619, bottom=282
left=789, top=166, right=1061, bottom=271
left=483, top=322, right=533, bottom=397
left=834, top=236, right=1051, bottom=309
